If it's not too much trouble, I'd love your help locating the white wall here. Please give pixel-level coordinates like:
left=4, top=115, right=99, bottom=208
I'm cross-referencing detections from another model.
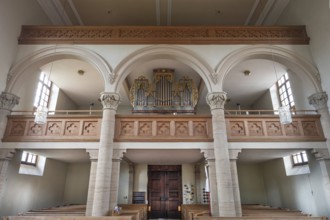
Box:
left=261, top=153, right=330, bottom=218
left=278, top=0, right=330, bottom=107
left=56, top=89, right=77, bottom=110
left=63, top=162, right=90, bottom=205
left=237, top=162, right=267, bottom=205
left=251, top=90, right=273, bottom=110
left=133, top=164, right=148, bottom=194
left=0, top=151, right=68, bottom=217
left=182, top=164, right=196, bottom=204
left=118, top=161, right=130, bottom=204
left=0, top=0, right=51, bottom=92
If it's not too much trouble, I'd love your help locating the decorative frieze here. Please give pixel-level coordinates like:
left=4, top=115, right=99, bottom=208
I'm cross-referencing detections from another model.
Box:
left=18, top=25, right=310, bottom=45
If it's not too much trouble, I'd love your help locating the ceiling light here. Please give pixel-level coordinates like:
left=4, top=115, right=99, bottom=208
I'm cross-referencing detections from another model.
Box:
left=243, top=70, right=251, bottom=76
left=78, top=69, right=85, bottom=75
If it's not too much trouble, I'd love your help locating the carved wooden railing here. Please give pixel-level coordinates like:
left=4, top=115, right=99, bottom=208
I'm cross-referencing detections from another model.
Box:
left=114, top=115, right=213, bottom=142
left=226, top=113, right=325, bottom=142
left=3, top=114, right=102, bottom=142
left=2, top=111, right=325, bottom=142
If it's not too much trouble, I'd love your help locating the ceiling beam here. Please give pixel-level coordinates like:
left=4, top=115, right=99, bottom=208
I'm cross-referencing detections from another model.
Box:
left=37, top=0, right=72, bottom=25
left=68, top=0, right=84, bottom=25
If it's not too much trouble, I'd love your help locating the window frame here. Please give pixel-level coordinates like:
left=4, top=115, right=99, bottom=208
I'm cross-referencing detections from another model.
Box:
left=291, top=151, right=308, bottom=166
left=276, top=73, right=295, bottom=110
left=33, top=72, right=53, bottom=109
left=21, top=151, right=38, bottom=166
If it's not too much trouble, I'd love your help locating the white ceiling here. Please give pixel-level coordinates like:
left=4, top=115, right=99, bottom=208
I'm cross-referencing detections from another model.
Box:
left=34, top=0, right=292, bottom=164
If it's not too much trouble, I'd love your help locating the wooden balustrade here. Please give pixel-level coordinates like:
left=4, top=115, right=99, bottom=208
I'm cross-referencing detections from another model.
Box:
left=2, top=113, right=325, bottom=143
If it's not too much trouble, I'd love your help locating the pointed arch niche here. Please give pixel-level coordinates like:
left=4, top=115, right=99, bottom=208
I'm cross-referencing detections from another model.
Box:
left=6, top=46, right=109, bottom=110
left=216, top=45, right=322, bottom=111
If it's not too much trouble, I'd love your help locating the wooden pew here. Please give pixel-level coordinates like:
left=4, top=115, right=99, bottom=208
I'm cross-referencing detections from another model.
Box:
left=118, top=204, right=147, bottom=220
left=3, top=217, right=134, bottom=220
left=181, top=204, right=210, bottom=220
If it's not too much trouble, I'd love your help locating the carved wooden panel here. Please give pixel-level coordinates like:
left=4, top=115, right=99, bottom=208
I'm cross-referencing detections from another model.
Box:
left=120, top=121, right=135, bottom=136
left=157, top=121, right=170, bottom=136
left=18, top=25, right=309, bottom=45
left=302, top=121, right=319, bottom=136
left=3, top=115, right=101, bottom=142
left=193, top=122, right=207, bottom=136
left=265, top=121, right=282, bottom=136
left=138, top=121, right=152, bottom=136
left=248, top=121, right=263, bottom=136
left=175, top=122, right=189, bottom=136
left=229, top=121, right=245, bottom=136
left=284, top=122, right=301, bottom=136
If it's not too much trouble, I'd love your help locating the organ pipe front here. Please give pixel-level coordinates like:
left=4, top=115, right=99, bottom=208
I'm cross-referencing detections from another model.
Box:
left=130, top=68, right=198, bottom=114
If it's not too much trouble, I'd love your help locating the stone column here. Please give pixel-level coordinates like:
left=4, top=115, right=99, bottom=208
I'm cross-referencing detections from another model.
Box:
left=202, top=149, right=219, bottom=216
left=206, top=92, right=236, bottom=217
left=308, top=92, right=330, bottom=153
left=0, top=92, right=20, bottom=141
left=0, top=149, right=15, bottom=207
left=86, top=149, right=98, bottom=216
left=229, top=149, right=242, bottom=217
left=109, top=149, right=126, bottom=210
left=92, top=92, right=120, bottom=216
left=312, top=149, right=330, bottom=213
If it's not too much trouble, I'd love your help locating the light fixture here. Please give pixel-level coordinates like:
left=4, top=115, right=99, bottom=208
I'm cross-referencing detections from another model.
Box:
left=271, top=49, right=292, bottom=124
left=243, top=70, right=251, bottom=76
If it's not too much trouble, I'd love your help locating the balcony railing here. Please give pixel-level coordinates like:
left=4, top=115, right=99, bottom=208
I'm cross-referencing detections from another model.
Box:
left=2, top=110, right=325, bottom=142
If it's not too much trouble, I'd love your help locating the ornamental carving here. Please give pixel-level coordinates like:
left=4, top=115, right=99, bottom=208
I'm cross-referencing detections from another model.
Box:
left=9, top=121, right=26, bottom=136
left=193, top=122, right=207, bottom=136
left=284, top=122, right=300, bottom=136
left=28, top=122, right=43, bottom=136
left=229, top=122, right=245, bottom=136
left=302, top=121, right=319, bottom=136
left=175, top=122, right=189, bottom=136
left=157, top=122, right=170, bottom=136
left=83, top=121, right=98, bottom=136
left=120, top=121, right=134, bottom=136
left=206, top=92, right=227, bottom=110
left=18, top=26, right=309, bottom=45
left=65, top=121, right=80, bottom=136
left=266, top=122, right=282, bottom=136
left=248, top=121, right=263, bottom=136
left=100, top=92, right=120, bottom=110
left=0, top=92, right=19, bottom=111
left=46, top=122, right=62, bottom=135
left=308, top=92, right=328, bottom=110
left=138, top=121, right=152, bottom=136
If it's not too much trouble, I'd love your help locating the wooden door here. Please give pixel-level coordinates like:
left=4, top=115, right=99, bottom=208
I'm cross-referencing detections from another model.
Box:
left=148, top=165, right=182, bottom=219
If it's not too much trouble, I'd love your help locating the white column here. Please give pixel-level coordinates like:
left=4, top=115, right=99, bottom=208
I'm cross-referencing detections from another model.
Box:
left=86, top=149, right=98, bottom=216
left=92, top=92, right=120, bottom=216
left=0, top=92, right=19, bottom=141
left=0, top=149, right=15, bottom=207
left=229, top=149, right=242, bottom=217
left=109, top=149, right=126, bottom=210
left=194, top=162, right=202, bottom=204
left=128, top=162, right=134, bottom=204
left=202, top=149, right=219, bottom=216
left=206, top=92, right=236, bottom=217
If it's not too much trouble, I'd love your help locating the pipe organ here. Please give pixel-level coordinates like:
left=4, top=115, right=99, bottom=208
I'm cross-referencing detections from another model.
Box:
left=130, top=68, right=198, bottom=114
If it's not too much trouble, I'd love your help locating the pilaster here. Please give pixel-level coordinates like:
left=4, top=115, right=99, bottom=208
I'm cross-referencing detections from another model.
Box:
left=109, top=149, right=126, bottom=210
left=206, top=92, right=236, bottom=217
left=86, top=149, right=98, bottom=216
left=229, top=149, right=242, bottom=217
left=92, top=92, right=120, bottom=216
left=0, top=149, right=16, bottom=207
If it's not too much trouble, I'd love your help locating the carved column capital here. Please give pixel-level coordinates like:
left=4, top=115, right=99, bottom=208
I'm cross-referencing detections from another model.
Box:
left=312, top=148, right=330, bottom=160
left=0, top=149, right=16, bottom=160
left=99, top=92, right=120, bottom=110
left=113, top=149, right=127, bottom=160
left=308, top=92, right=328, bottom=110
left=206, top=92, right=227, bottom=110
left=86, top=149, right=98, bottom=161
left=0, top=92, right=19, bottom=111
left=229, top=149, right=242, bottom=160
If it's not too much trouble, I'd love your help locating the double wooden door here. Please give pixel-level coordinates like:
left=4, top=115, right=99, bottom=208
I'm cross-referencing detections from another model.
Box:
left=148, top=165, right=182, bottom=219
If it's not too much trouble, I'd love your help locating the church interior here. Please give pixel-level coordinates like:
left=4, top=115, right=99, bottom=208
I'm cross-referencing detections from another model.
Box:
left=0, top=0, right=330, bottom=219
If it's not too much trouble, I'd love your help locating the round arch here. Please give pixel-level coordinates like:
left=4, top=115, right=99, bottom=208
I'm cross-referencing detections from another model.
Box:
left=215, top=45, right=322, bottom=93
left=113, top=45, right=215, bottom=93
left=6, top=45, right=113, bottom=93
